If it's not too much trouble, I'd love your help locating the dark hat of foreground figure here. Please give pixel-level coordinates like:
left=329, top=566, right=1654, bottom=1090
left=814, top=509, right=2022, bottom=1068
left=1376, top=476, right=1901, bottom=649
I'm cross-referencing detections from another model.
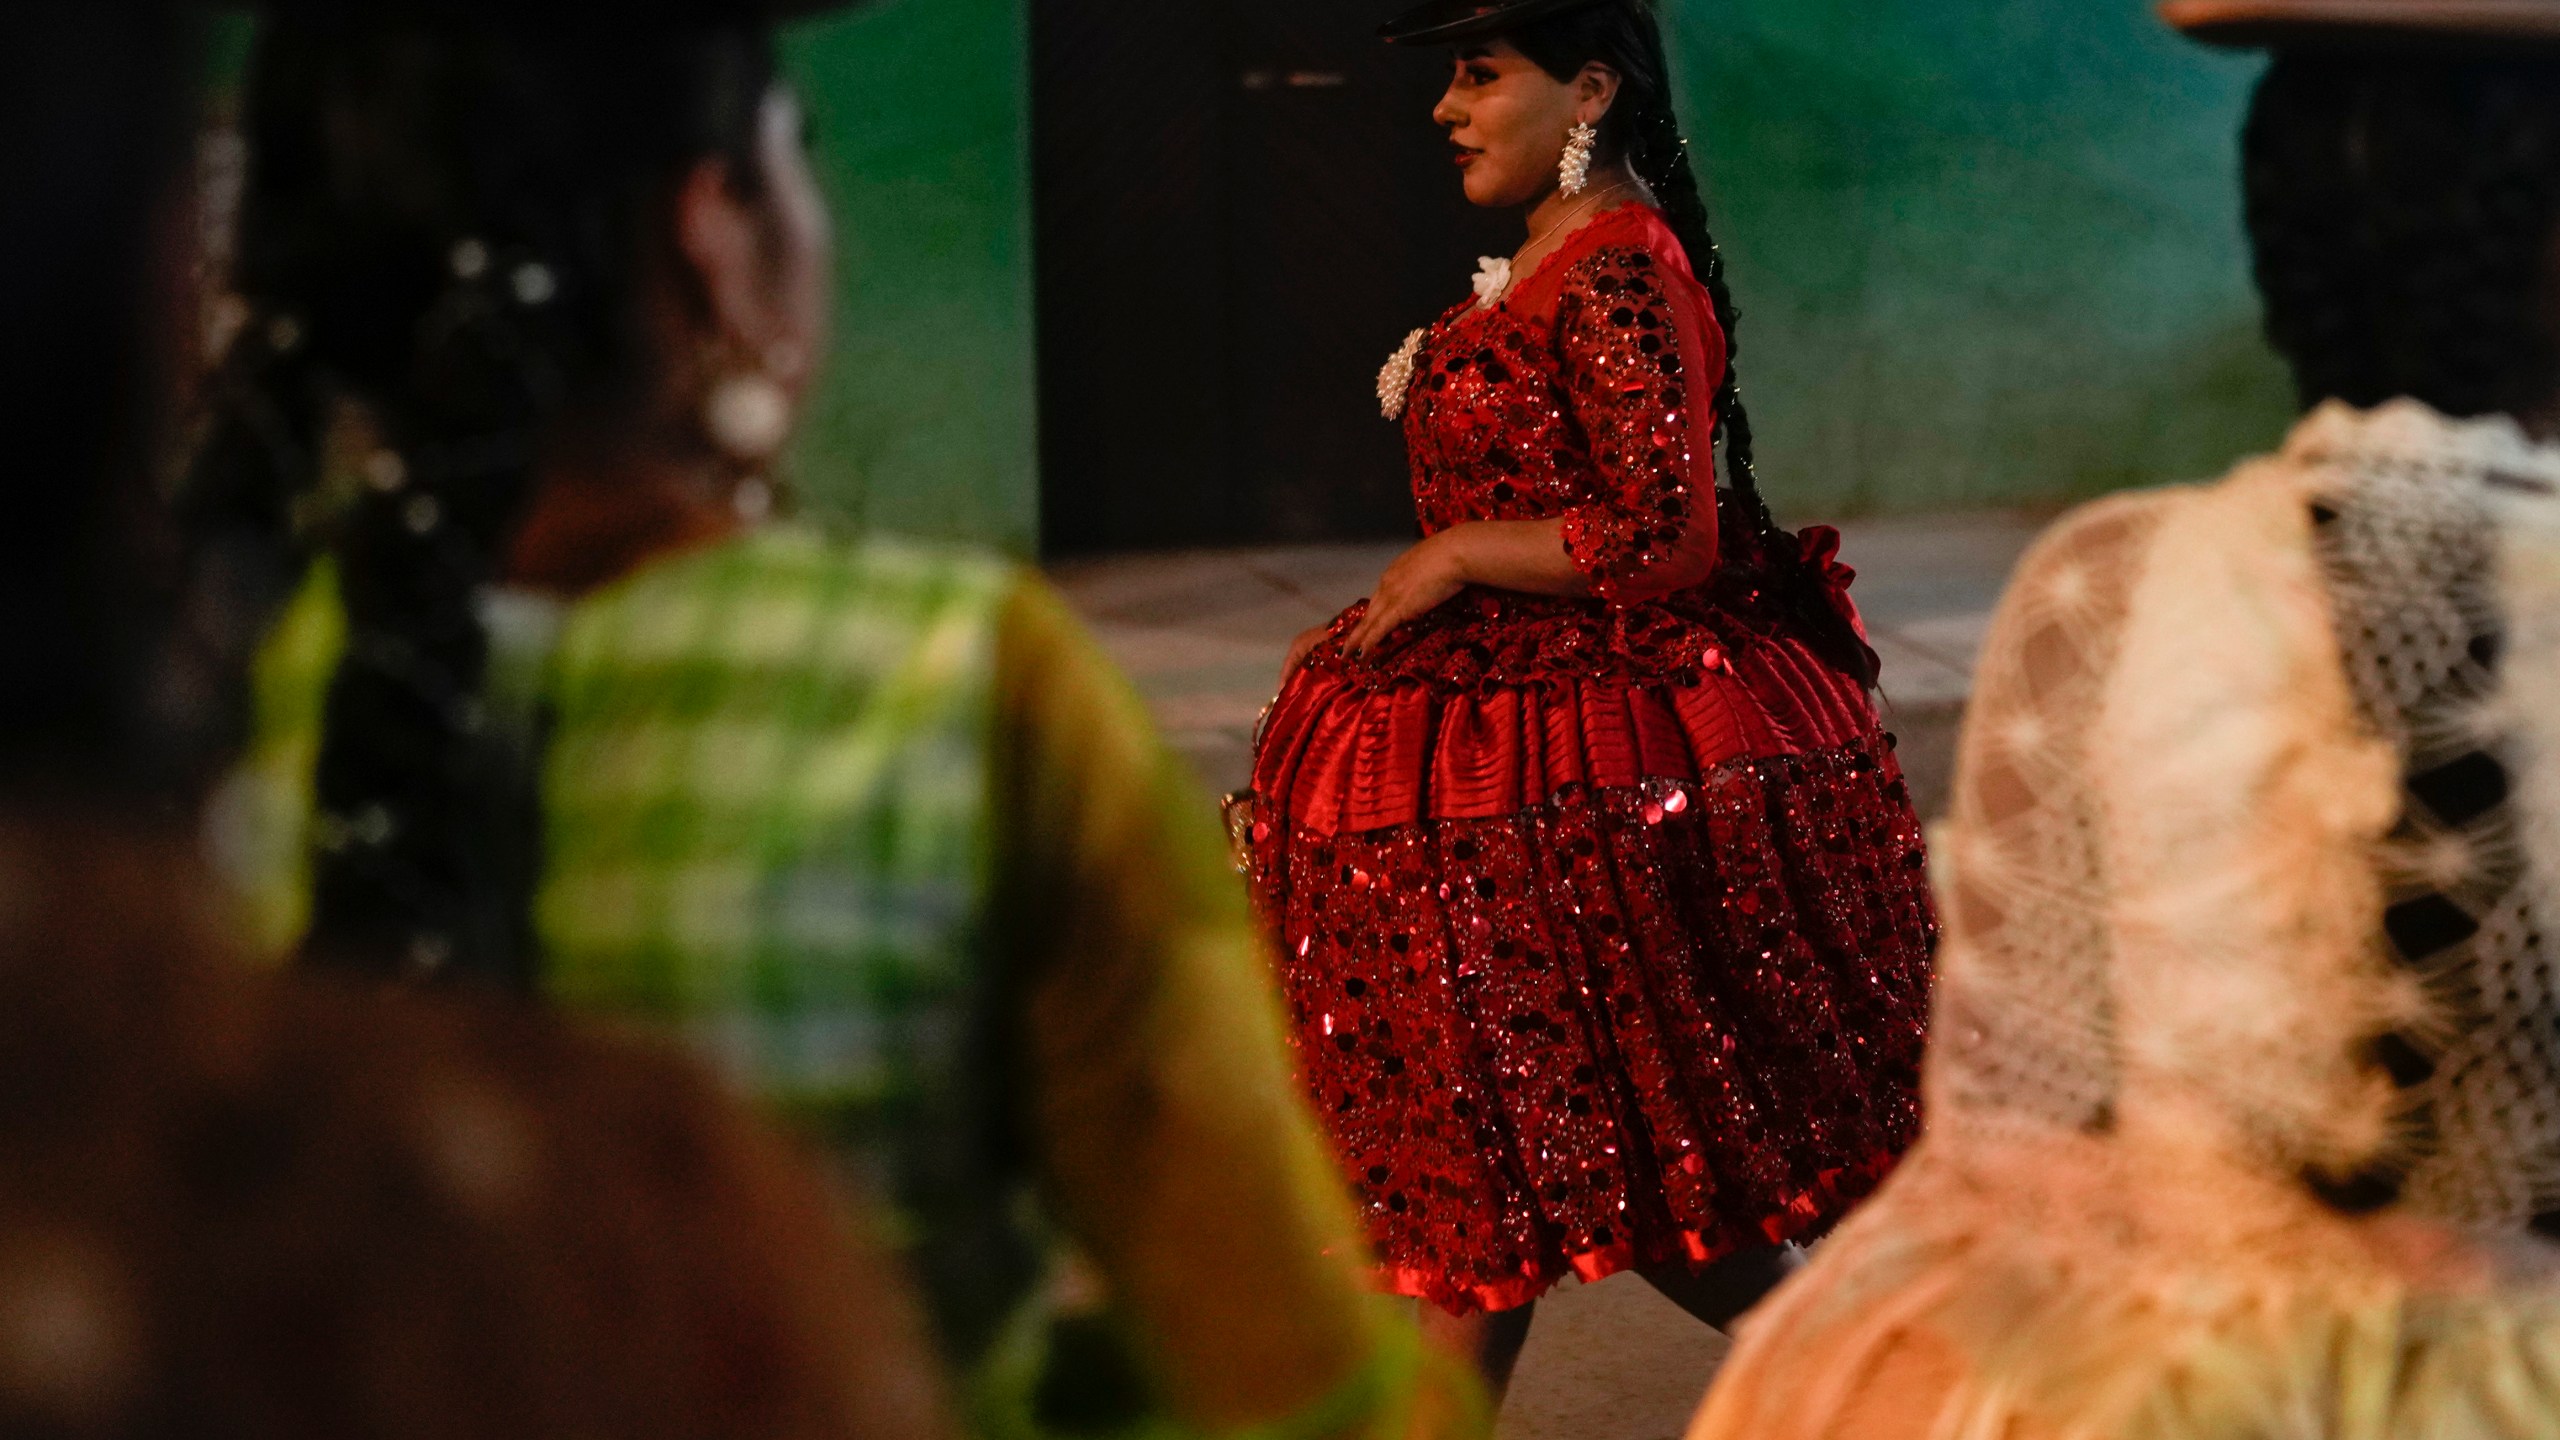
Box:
left=1379, top=0, right=1621, bottom=45
left=263, top=0, right=863, bottom=22
left=2165, top=0, right=2560, bottom=45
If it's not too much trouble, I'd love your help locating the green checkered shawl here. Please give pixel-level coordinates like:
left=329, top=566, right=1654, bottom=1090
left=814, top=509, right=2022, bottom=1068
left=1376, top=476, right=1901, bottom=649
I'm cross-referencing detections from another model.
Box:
left=232, top=526, right=1009, bottom=1114
left=529, top=527, right=1006, bottom=1113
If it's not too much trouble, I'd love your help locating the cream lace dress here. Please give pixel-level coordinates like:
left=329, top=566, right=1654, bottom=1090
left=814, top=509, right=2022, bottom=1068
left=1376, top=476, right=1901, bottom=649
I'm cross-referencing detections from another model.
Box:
left=1690, top=401, right=2560, bottom=1440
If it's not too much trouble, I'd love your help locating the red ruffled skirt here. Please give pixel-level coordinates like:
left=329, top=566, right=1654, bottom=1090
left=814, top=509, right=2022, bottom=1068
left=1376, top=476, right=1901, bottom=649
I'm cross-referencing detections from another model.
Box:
left=1242, top=610, right=1936, bottom=1315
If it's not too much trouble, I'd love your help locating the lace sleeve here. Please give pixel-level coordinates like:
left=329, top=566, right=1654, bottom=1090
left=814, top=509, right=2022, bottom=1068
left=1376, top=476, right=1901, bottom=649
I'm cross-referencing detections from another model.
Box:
left=1553, top=245, right=1724, bottom=604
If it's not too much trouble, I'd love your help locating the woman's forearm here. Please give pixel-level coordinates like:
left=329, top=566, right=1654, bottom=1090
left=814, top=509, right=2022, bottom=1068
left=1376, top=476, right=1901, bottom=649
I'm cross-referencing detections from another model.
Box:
left=1452, top=512, right=1720, bottom=603
left=1446, top=518, right=1592, bottom=597
left=1342, top=514, right=1718, bottom=659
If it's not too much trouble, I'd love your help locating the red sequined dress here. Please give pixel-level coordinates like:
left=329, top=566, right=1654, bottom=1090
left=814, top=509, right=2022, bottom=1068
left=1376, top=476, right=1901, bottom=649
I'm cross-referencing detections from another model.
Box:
left=1240, top=204, right=1937, bottom=1315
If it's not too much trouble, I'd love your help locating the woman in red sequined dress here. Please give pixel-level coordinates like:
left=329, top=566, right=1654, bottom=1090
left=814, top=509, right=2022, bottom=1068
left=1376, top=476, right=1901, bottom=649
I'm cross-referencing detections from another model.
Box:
left=1236, top=0, right=1938, bottom=1394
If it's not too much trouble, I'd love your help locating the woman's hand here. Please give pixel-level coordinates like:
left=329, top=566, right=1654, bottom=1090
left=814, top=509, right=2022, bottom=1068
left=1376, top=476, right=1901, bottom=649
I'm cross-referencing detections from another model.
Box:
left=1342, top=528, right=1475, bottom=659
left=1279, top=623, right=1335, bottom=687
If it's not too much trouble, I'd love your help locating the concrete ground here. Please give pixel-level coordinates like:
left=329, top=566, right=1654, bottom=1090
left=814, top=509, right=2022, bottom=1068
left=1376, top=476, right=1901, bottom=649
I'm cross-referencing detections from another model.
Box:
left=1050, top=512, right=2044, bottom=1440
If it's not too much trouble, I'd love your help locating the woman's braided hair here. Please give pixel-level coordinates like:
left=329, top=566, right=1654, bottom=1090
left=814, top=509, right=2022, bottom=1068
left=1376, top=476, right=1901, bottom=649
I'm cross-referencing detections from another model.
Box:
left=1507, top=0, right=1771, bottom=531
left=1506, top=1, right=1878, bottom=681
left=189, top=16, right=776, bottom=985
left=2245, top=50, right=2560, bottom=421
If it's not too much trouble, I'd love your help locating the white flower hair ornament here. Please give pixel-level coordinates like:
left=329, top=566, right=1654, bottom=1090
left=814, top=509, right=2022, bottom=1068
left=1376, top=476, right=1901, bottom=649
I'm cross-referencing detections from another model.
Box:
left=1378, top=327, right=1426, bottom=421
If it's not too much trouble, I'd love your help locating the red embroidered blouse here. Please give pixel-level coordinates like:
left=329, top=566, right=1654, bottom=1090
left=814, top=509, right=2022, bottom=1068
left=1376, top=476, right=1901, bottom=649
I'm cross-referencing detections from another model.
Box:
left=1258, top=204, right=1879, bottom=836
left=1412, top=203, right=1723, bottom=604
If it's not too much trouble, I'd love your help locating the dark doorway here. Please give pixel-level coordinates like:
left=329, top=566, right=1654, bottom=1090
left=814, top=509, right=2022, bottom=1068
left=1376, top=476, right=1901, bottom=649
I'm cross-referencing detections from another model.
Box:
left=1033, top=0, right=1513, bottom=555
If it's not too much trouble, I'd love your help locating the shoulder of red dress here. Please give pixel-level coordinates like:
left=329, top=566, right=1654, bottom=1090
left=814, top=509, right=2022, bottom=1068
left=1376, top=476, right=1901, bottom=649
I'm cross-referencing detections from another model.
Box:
left=1579, top=205, right=1698, bottom=275
left=1551, top=202, right=1648, bottom=252
left=1553, top=238, right=1667, bottom=295
left=1558, top=214, right=1709, bottom=299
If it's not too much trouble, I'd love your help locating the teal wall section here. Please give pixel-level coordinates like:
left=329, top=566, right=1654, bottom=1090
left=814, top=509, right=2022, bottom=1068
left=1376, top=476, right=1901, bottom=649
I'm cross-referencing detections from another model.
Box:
left=784, top=0, right=1038, bottom=553
left=208, top=2, right=2281, bottom=539
left=1664, top=1, right=2289, bottom=515
left=787, top=0, right=2284, bottom=530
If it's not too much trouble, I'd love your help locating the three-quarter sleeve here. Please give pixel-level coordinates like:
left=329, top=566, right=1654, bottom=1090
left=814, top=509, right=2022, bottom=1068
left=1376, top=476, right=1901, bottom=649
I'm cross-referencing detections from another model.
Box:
left=985, top=575, right=1484, bottom=1440
left=1553, top=245, right=1725, bottom=604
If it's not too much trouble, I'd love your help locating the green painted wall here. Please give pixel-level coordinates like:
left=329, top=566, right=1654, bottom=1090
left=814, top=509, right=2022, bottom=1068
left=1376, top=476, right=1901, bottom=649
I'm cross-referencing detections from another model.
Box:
left=784, top=0, right=1037, bottom=553
left=210, top=2, right=2280, bottom=540
left=793, top=0, right=2285, bottom=531
left=1665, top=1, right=2290, bottom=515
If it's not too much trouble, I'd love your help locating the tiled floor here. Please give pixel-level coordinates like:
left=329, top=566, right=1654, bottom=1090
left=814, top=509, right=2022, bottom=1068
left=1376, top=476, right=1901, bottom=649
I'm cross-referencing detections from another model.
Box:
left=1049, top=512, right=2046, bottom=1439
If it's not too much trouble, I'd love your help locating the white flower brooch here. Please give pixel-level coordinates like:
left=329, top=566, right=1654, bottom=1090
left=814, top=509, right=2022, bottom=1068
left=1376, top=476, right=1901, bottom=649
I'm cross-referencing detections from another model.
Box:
left=1378, top=327, right=1426, bottom=421
left=1379, top=255, right=1515, bottom=422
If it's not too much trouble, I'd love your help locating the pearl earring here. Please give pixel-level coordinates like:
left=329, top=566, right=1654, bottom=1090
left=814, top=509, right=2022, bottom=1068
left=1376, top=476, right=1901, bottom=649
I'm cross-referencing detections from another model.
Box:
left=1559, top=121, right=1599, bottom=197
left=704, top=370, right=790, bottom=462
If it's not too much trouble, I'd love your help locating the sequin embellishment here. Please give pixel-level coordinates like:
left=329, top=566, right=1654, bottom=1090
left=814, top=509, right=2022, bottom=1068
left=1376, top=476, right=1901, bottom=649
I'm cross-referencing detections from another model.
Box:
left=1254, top=208, right=1936, bottom=1314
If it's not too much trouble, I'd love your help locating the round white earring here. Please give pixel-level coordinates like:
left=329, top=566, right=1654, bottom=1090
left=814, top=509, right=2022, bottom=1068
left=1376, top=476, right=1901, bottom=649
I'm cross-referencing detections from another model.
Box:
left=1559, top=121, right=1599, bottom=197
left=704, top=370, right=790, bottom=462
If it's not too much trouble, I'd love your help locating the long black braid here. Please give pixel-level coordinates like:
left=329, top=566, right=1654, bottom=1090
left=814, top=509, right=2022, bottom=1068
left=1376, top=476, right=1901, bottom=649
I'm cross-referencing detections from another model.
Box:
left=1508, top=2, right=1874, bottom=681
left=1510, top=1, right=1769, bottom=526
left=2244, top=51, right=2560, bottom=421
left=189, top=16, right=776, bottom=984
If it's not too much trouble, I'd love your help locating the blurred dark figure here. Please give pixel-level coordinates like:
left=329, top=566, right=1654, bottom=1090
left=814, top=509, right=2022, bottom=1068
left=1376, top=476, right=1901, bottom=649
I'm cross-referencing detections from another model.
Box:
left=0, top=7, right=953, bottom=1437
left=0, top=845, right=955, bottom=1439
left=2244, top=46, right=2560, bottom=431
left=0, top=5, right=210, bottom=801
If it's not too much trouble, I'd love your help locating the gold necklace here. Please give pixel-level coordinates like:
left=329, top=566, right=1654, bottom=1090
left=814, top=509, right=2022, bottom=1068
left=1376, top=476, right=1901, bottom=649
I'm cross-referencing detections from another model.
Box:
left=1488, top=180, right=1637, bottom=305
left=1519, top=180, right=1636, bottom=265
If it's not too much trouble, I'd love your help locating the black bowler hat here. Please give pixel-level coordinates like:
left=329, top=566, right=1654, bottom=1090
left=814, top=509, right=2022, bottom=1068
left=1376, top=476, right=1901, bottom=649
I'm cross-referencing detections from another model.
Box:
left=1379, top=0, right=1618, bottom=45
left=2164, top=0, right=2560, bottom=44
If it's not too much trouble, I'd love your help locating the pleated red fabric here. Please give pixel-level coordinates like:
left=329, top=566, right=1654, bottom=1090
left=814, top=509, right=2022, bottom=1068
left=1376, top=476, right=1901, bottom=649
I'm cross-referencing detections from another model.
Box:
left=1254, top=631, right=1875, bottom=836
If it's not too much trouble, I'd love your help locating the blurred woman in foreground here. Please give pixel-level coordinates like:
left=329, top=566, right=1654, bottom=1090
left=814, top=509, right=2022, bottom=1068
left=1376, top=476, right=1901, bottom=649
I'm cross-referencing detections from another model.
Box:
left=0, top=6, right=947, bottom=1436
left=196, top=5, right=1481, bottom=1436
left=1693, top=3, right=2560, bottom=1435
